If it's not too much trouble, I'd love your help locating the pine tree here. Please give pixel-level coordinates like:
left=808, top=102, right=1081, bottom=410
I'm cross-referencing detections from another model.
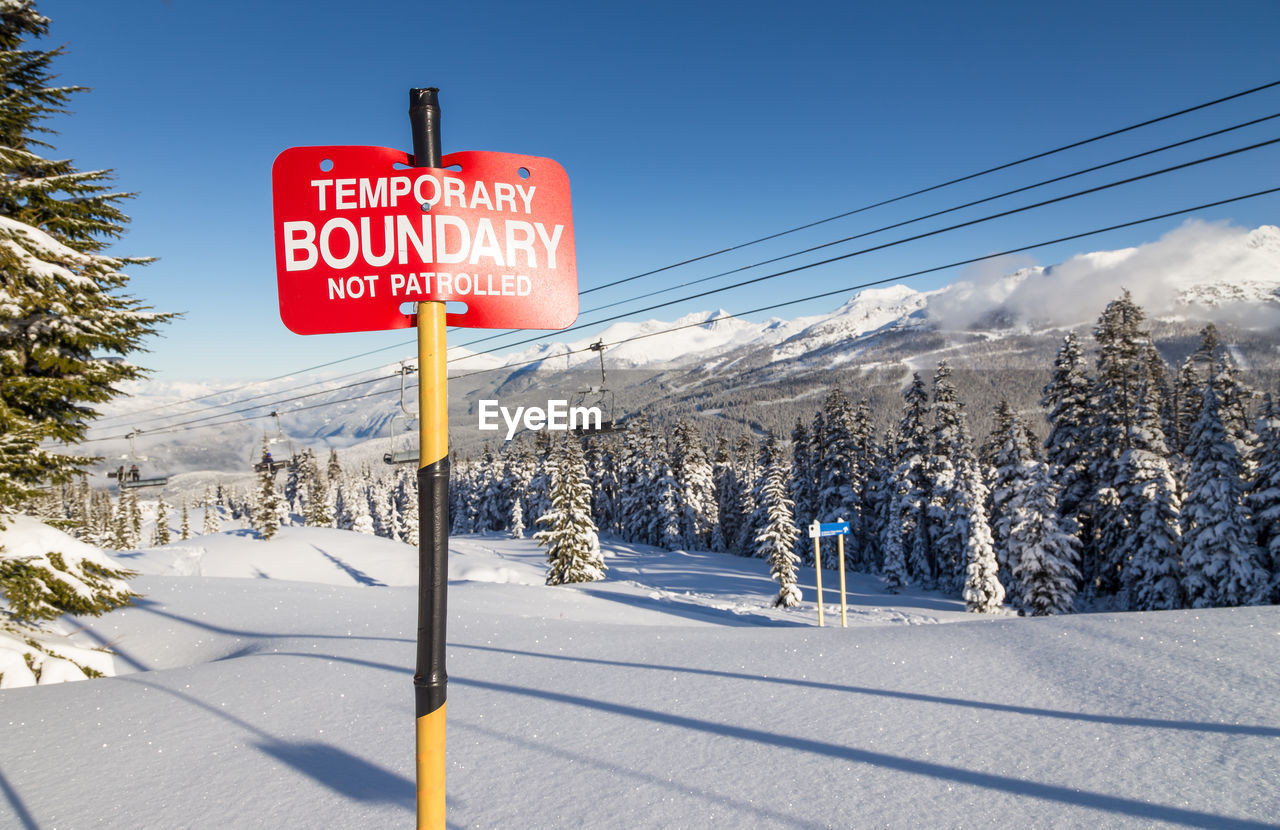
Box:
left=474, top=446, right=507, bottom=533
left=754, top=433, right=801, bottom=607
left=790, top=416, right=817, bottom=531
left=201, top=487, right=220, bottom=535
left=395, top=467, right=418, bottom=547
left=1004, top=452, right=1080, bottom=615
left=1087, top=292, right=1168, bottom=597
left=370, top=477, right=398, bottom=539
left=816, top=390, right=857, bottom=525
left=125, top=488, right=141, bottom=549
left=926, top=362, right=970, bottom=591
left=1181, top=378, right=1268, bottom=608
left=731, top=433, right=760, bottom=556
left=0, top=4, right=175, bottom=510
left=1041, top=333, right=1094, bottom=578
left=987, top=399, right=1025, bottom=592
left=509, top=494, right=525, bottom=539
left=348, top=481, right=375, bottom=536
left=651, top=463, right=682, bottom=551
left=1, top=517, right=136, bottom=646
left=502, top=442, right=534, bottom=539
left=179, top=498, right=190, bottom=541
left=882, top=374, right=929, bottom=589
left=1116, top=396, right=1183, bottom=611
left=1247, top=394, right=1280, bottom=601
left=537, top=436, right=605, bottom=585
left=709, top=437, right=734, bottom=553
left=108, top=494, right=128, bottom=550
left=154, top=495, right=171, bottom=546
left=846, top=399, right=877, bottom=571
left=960, top=464, right=1004, bottom=614
left=304, top=472, right=332, bottom=528
left=672, top=420, right=718, bottom=550
left=252, top=466, right=283, bottom=540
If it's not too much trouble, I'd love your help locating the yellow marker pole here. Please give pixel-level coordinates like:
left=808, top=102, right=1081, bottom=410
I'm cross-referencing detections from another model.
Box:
left=836, top=530, right=848, bottom=628
left=813, top=535, right=824, bottom=627
left=410, top=88, right=448, bottom=830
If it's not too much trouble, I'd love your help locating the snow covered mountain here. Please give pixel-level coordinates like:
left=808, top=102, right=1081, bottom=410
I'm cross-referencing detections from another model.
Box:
left=95, top=222, right=1280, bottom=469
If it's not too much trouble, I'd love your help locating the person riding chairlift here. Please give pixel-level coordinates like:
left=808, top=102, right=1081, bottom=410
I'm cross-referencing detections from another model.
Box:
left=129, top=463, right=140, bottom=482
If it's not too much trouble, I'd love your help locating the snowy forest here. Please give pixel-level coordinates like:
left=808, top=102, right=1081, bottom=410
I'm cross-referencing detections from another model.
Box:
left=29, top=291, right=1280, bottom=618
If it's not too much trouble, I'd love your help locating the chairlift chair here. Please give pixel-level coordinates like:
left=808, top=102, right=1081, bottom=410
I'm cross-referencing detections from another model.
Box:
left=382, top=362, right=421, bottom=465
left=572, top=340, right=628, bottom=437
left=252, top=411, right=295, bottom=474
left=107, top=430, right=171, bottom=490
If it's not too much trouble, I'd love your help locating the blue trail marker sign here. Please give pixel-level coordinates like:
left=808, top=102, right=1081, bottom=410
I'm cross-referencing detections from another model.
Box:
left=807, top=519, right=851, bottom=626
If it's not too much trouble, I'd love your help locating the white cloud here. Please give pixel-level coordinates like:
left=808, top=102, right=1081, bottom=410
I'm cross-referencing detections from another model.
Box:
left=927, top=221, right=1280, bottom=330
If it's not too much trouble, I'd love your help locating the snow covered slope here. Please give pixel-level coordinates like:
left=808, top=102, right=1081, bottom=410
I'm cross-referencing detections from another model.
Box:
left=1, top=525, right=1277, bottom=828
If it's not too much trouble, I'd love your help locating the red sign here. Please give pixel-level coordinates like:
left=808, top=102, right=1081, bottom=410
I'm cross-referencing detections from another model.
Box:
left=272, top=146, right=578, bottom=335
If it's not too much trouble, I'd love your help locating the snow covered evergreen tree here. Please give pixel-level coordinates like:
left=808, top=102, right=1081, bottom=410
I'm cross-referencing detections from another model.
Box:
left=370, top=477, right=397, bottom=540
left=1116, top=396, right=1184, bottom=611
left=154, top=495, right=171, bottom=546
left=730, top=433, right=761, bottom=556
left=925, top=362, right=971, bottom=591
left=754, top=432, right=800, bottom=607
left=882, top=374, right=929, bottom=589
left=1040, top=333, right=1093, bottom=564
left=960, top=468, right=1004, bottom=614
left=1181, top=377, right=1268, bottom=608
left=1247, top=394, right=1280, bottom=601
left=1, top=516, right=136, bottom=672
left=304, top=468, right=332, bottom=528
left=474, top=446, right=507, bottom=533
left=537, top=435, right=604, bottom=585
left=987, top=399, right=1024, bottom=591
left=252, top=466, right=283, bottom=541
left=1086, top=292, right=1169, bottom=597
left=790, top=416, right=817, bottom=531
left=201, top=487, right=219, bottom=535
left=0, top=3, right=174, bottom=511
left=502, top=442, right=534, bottom=539
left=709, top=437, right=735, bottom=553
left=651, top=462, right=682, bottom=551
left=845, top=399, right=878, bottom=571
left=816, top=390, right=855, bottom=523
left=1001, top=441, right=1079, bottom=616
left=672, top=420, right=718, bottom=550
left=348, top=482, right=375, bottom=536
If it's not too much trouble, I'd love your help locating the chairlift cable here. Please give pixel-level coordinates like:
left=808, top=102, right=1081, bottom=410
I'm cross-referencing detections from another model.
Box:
left=444, top=138, right=1280, bottom=363
left=445, top=183, right=1280, bottom=380
left=87, top=79, right=1280, bottom=424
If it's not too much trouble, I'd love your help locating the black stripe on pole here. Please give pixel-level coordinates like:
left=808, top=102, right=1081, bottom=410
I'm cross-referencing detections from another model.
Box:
left=409, top=88, right=442, bottom=169
left=414, top=455, right=450, bottom=719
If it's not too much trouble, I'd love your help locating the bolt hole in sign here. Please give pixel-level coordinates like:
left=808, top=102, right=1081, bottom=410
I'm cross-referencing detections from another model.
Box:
left=272, top=145, right=578, bottom=334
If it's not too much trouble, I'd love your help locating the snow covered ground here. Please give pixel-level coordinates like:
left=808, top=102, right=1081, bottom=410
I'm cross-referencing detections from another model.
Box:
left=2, top=524, right=1278, bottom=828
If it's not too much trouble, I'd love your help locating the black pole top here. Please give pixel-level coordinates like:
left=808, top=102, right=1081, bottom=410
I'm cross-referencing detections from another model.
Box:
left=409, top=87, right=442, bottom=168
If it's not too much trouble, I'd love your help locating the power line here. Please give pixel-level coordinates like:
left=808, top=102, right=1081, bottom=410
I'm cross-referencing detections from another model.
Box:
left=445, top=136, right=1280, bottom=363
left=441, top=113, right=1280, bottom=358
left=92, top=127, right=1280, bottom=438
left=96, top=78, right=1280, bottom=416
left=82, top=371, right=403, bottom=444
left=568, top=78, right=1280, bottom=299
left=447, top=184, right=1280, bottom=381
left=81, top=183, right=1279, bottom=443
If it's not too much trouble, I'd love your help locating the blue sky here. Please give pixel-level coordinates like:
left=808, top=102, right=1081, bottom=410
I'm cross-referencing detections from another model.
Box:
left=37, top=0, right=1280, bottom=383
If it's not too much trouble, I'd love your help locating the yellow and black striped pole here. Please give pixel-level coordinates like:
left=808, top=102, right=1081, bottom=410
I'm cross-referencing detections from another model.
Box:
left=410, top=87, right=449, bottom=830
